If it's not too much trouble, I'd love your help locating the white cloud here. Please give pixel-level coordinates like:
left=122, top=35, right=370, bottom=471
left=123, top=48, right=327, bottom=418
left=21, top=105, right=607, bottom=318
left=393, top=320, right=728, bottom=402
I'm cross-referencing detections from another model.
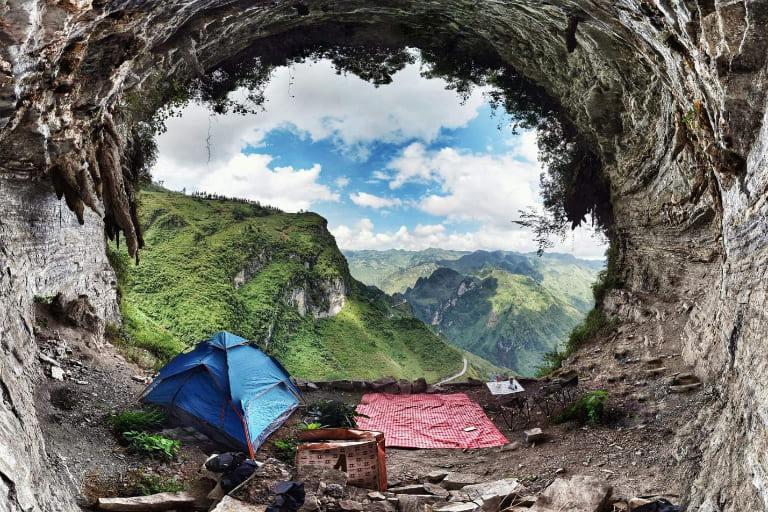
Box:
left=349, top=192, right=402, bottom=209
left=331, top=219, right=607, bottom=259
left=386, top=143, right=542, bottom=228
left=153, top=59, right=490, bottom=191
left=507, top=130, right=539, bottom=162
left=173, top=153, right=340, bottom=212
left=335, top=176, right=350, bottom=188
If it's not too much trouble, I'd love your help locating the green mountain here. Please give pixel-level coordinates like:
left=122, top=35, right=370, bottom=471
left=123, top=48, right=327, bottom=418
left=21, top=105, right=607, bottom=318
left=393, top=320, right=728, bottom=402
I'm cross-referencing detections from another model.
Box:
left=110, top=187, right=504, bottom=382
left=344, top=249, right=602, bottom=376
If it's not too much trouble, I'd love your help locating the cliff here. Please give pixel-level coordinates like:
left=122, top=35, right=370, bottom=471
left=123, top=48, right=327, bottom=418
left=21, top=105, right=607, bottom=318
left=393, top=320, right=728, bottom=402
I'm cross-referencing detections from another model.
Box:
left=1, top=1, right=767, bottom=510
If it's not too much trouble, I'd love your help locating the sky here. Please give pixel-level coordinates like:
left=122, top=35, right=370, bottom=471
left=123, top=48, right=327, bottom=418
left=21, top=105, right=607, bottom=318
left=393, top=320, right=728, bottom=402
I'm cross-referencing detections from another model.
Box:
left=153, top=56, right=607, bottom=260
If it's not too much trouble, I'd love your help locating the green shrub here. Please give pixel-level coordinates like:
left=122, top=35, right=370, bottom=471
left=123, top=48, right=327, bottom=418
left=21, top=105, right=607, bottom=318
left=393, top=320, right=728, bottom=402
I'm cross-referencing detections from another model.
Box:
left=33, top=295, right=55, bottom=304
left=107, top=408, right=167, bottom=435
left=273, top=435, right=298, bottom=462
left=131, top=471, right=184, bottom=495
left=556, top=390, right=609, bottom=424
left=122, top=431, right=180, bottom=460
left=306, top=399, right=368, bottom=428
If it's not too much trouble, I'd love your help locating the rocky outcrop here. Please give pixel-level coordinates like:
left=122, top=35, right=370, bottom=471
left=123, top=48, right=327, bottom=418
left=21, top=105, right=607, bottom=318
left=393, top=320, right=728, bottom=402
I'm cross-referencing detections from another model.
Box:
left=2, top=0, right=768, bottom=510
left=288, top=278, right=348, bottom=319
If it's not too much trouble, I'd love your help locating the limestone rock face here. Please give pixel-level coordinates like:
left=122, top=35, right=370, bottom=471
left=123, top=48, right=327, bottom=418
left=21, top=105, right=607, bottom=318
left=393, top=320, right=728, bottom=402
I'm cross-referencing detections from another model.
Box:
left=1, top=0, right=768, bottom=510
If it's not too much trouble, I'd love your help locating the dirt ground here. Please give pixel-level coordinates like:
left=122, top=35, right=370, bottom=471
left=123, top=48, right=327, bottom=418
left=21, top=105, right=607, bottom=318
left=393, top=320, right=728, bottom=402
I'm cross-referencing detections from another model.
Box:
left=34, top=295, right=707, bottom=507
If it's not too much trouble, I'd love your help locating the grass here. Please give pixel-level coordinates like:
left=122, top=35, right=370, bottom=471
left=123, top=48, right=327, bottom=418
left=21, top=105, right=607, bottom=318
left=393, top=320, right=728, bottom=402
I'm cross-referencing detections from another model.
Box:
left=107, top=408, right=167, bottom=435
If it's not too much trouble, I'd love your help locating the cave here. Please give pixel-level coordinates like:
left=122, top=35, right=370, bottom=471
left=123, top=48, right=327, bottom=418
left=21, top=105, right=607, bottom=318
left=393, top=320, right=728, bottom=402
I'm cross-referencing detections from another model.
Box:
left=1, top=1, right=767, bottom=510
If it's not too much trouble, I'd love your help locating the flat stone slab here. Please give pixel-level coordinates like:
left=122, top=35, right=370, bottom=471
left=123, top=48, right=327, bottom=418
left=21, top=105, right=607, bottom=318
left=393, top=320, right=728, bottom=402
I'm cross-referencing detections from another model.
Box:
left=98, top=491, right=204, bottom=511
left=389, top=484, right=429, bottom=495
left=442, top=473, right=484, bottom=490
left=459, top=478, right=525, bottom=502
left=432, top=502, right=479, bottom=512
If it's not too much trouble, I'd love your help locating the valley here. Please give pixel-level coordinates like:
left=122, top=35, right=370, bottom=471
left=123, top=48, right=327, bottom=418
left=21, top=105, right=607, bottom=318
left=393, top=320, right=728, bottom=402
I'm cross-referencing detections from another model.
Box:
left=346, top=249, right=602, bottom=376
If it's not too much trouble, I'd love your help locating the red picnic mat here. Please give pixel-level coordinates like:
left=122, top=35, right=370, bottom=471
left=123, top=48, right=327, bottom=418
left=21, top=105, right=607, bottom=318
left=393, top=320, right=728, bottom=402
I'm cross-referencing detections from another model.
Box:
left=355, top=393, right=509, bottom=449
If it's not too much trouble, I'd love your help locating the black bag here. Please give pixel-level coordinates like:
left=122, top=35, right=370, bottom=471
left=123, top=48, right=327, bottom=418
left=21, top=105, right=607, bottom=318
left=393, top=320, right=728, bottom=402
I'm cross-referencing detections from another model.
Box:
left=633, top=499, right=682, bottom=512
left=221, top=460, right=259, bottom=492
left=205, top=452, right=247, bottom=473
left=266, top=482, right=305, bottom=512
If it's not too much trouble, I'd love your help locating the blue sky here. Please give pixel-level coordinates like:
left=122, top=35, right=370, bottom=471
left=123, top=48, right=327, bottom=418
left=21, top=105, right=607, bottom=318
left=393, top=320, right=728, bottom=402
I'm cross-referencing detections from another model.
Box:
left=153, top=57, right=606, bottom=259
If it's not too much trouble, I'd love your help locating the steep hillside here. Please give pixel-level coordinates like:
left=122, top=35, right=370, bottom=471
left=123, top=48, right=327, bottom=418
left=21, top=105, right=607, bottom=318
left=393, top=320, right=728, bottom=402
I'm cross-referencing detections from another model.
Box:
left=346, top=249, right=601, bottom=376
left=111, top=188, right=503, bottom=382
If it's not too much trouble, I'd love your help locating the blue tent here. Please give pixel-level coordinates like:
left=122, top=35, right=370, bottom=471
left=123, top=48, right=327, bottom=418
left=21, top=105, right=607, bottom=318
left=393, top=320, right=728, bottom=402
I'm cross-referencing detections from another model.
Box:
left=140, top=331, right=303, bottom=457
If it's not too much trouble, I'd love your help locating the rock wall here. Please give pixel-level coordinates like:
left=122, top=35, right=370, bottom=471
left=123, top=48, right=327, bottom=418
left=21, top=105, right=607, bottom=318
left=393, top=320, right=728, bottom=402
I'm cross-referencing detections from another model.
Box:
left=1, top=0, right=768, bottom=510
left=0, top=175, right=118, bottom=511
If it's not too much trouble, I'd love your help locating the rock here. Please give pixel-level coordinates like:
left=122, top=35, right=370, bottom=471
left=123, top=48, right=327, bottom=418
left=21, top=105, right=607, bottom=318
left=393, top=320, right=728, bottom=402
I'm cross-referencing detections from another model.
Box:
left=412, top=378, right=428, bottom=393
left=423, top=483, right=450, bottom=498
left=432, top=503, right=479, bottom=512
left=364, top=502, right=396, bottom=512
left=296, top=466, right=347, bottom=495
left=499, top=441, right=521, bottom=452
left=339, top=500, right=364, bottom=511
left=523, top=428, right=546, bottom=443
left=64, top=295, right=104, bottom=333
left=38, top=353, right=60, bottom=366
left=441, top=473, right=483, bottom=490
left=627, top=498, right=652, bottom=510
left=98, top=491, right=205, bottom=511
left=368, top=492, right=386, bottom=501
left=326, top=484, right=345, bottom=498
left=333, top=380, right=355, bottom=391
left=530, top=476, right=612, bottom=512
left=612, top=502, right=628, bottom=511
left=389, top=484, right=429, bottom=495
left=425, top=471, right=449, bottom=483
left=669, top=374, right=702, bottom=392
left=397, top=495, right=445, bottom=512
left=398, top=379, right=413, bottom=394
left=300, top=496, right=321, bottom=512
left=50, top=366, right=65, bottom=381
left=458, top=478, right=525, bottom=503
left=371, top=376, right=399, bottom=393
left=211, top=496, right=266, bottom=511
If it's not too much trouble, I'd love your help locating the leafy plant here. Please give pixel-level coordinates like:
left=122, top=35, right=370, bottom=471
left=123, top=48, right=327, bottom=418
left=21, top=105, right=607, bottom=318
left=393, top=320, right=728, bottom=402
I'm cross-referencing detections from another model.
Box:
left=556, top=390, right=609, bottom=424
left=298, top=421, right=323, bottom=431
left=33, top=295, right=55, bottom=304
left=132, top=471, right=184, bottom=495
left=107, top=408, right=167, bottom=435
left=306, top=399, right=369, bottom=428
left=122, top=431, right=179, bottom=460
left=273, top=435, right=298, bottom=462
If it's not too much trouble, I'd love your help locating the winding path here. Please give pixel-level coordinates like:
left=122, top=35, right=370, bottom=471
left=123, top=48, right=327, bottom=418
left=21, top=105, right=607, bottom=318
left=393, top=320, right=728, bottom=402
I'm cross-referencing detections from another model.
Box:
left=436, top=357, right=468, bottom=385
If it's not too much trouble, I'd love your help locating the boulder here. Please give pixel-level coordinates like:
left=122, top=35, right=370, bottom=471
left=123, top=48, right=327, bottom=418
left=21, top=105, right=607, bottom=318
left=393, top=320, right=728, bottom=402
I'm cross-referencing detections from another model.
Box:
left=398, top=379, right=413, bottom=394
left=364, top=501, right=396, bottom=512
left=530, top=475, right=612, bottom=512
left=412, top=377, right=428, bottom=393
left=371, top=376, right=399, bottom=393
left=64, top=295, right=103, bottom=332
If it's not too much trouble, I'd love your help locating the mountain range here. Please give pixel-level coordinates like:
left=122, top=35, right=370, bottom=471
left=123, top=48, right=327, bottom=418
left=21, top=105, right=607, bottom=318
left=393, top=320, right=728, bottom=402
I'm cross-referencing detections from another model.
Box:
left=344, top=249, right=603, bottom=376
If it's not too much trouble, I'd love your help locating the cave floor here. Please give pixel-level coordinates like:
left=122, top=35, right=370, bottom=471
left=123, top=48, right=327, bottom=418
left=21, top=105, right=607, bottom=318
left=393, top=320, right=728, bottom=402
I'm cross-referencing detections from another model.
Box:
left=33, top=295, right=709, bottom=506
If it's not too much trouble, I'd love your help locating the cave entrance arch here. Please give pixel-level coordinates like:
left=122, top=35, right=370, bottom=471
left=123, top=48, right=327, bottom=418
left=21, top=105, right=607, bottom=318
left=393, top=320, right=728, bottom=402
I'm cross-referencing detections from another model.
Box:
left=3, top=1, right=754, bottom=509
